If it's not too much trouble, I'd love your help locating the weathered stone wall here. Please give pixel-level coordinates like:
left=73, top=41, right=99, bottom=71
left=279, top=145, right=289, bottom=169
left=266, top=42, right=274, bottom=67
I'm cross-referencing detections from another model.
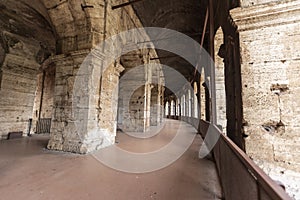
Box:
left=0, top=54, right=39, bottom=138
left=240, top=0, right=286, bottom=7
left=231, top=0, right=300, bottom=172
left=46, top=51, right=89, bottom=152
left=40, top=67, right=56, bottom=119
left=46, top=50, right=123, bottom=153
left=40, top=0, right=93, bottom=53
left=0, top=0, right=55, bottom=138
left=32, top=66, right=56, bottom=119
left=30, top=66, right=56, bottom=134
left=231, top=1, right=300, bottom=198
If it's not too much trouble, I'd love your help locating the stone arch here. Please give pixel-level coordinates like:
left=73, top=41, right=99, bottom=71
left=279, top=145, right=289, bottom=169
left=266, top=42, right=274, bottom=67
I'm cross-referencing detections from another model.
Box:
left=0, top=0, right=56, bottom=138
left=41, top=0, right=93, bottom=53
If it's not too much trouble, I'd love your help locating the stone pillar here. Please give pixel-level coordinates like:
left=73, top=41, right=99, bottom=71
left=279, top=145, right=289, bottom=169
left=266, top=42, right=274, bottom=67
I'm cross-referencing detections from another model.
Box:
left=144, top=82, right=152, bottom=130
left=47, top=50, right=124, bottom=153
left=193, top=82, right=199, bottom=119
left=214, top=27, right=227, bottom=133
left=150, top=63, right=164, bottom=126
left=199, top=75, right=207, bottom=121
left=231, top=1, right=300, bottom=171
left=150, top=85, right=159, bottom=126
left=159, top=85, right=164, bottom=123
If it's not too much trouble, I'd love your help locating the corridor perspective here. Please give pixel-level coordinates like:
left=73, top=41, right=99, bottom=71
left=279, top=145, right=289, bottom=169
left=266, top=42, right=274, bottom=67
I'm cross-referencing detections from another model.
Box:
left=0, top=0, right=300, bottom=199
left=0, top=120, right=222, bottom=200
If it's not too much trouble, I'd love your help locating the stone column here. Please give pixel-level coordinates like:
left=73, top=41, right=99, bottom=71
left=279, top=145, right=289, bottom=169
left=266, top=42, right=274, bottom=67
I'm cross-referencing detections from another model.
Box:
left=47, top=50, right=124, bottom=153
left=150, top=62, right=164, bottom=126
left=150, top=85, right=159, bottom=126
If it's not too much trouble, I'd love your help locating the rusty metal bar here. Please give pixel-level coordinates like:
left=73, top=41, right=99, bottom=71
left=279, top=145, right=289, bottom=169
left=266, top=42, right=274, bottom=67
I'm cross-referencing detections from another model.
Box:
left=112, top=0, right=144, bottom=10
left=38, top=71, right=46, bottom=120
left=193, top=7, right=209, bottom=79
left=150, top=55, right=179, bottom=60
left=137, top=32, right=207, bottom=46
left=201, top=8, right=209, bottom=49
left=220, top=132, right=292, bottom=200
left=199, top=120, right=292, bottom=200
left=36, top=118, right=52, bottom=134
left=208, top=0, right=217, bottom=125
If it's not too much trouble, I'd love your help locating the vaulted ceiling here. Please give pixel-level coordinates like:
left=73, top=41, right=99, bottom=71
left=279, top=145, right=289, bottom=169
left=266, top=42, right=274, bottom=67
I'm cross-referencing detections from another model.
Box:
left=0, top=0, right=233, bottom=95
left=0, top=0, right=56, bottom=65
left=132, top=0, right=210, bottom=95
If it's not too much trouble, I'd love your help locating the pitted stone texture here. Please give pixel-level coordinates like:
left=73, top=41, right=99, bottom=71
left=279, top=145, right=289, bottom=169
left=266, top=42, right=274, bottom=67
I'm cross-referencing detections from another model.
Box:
left=45, top=51, right=120, bottom=153
left=0, top=54, right=39, bottom=138
left=240, top=0, right=286, bottom=7
left=231, top=1, right=300, bottom=193
left=0, top=0, right=55, bottom=138
left=46, top=1, right=164, bottom=153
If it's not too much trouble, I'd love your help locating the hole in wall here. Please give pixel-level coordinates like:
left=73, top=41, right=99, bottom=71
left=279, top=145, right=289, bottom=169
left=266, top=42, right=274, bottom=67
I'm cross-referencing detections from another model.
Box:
left=261, top=120, right=285, bottom=135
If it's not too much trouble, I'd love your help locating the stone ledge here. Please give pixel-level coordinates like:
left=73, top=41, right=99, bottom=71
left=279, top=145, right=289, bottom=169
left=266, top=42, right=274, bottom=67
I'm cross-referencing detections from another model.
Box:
left=231, top=0, right=300, bottom=31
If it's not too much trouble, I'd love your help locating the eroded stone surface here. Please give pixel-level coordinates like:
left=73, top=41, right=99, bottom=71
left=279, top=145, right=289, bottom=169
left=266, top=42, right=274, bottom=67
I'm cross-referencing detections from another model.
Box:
left=0, top=0, right=55, bottom=138
left=231, top=1, right=300, bottom=198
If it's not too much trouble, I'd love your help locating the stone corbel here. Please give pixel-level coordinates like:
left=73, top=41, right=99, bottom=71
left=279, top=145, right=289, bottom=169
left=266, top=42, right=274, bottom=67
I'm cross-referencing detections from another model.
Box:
left=114, top=63, right=125, bottom=76
left=39, top=57, right=55, bottom=72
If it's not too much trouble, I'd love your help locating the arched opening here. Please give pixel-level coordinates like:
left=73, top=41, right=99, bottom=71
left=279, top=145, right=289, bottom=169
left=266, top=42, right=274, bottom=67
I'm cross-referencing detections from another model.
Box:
left=170, top=99, right=175, bottom=116
left=215, top=27, right=227, bottom=133
left=193, top=82, right=199, bottom=118
left=176, top=98, right=180, bottom=117
left=0, top=0, right=56, bottom=140
left=188, top=89, right=192, bottom=117
left=200, top=67, right=210, bottom=121
left=165, top=101, right=170, bottom=117
left=181, top=95, right=186, bottom=117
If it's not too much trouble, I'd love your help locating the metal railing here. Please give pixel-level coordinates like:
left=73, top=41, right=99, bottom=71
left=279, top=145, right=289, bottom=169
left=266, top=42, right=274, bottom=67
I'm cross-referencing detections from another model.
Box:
left=36, top=118, right=52, bottom=134
left=182, top=117, right=292, bottom=200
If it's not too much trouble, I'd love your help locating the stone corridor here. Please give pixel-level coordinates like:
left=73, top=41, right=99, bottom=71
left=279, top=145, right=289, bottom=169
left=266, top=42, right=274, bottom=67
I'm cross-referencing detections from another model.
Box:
left=0, top=120, right=222, bottom=200
left=0, top=0, right=300, bottom=199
